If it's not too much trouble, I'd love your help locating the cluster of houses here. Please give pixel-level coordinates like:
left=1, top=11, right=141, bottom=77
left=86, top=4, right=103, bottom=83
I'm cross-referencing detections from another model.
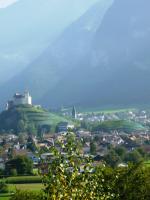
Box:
left=0, top=128, right=150, bottom=171
left=63, top=107, right=150, bottom=124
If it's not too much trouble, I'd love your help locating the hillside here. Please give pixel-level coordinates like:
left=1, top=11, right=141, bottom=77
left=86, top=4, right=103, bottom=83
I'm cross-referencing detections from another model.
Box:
left=0, top=105, right=71, bottom=134
left=92, top=120, right=146, bottom=133
left=45, top=0, right=150, bottom=108
left=43, top=0, right=150, bottom=107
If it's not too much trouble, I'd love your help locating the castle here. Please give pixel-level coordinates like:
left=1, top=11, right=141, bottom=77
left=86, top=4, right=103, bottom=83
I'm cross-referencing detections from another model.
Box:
left=6, top=91, right=32, bottom=110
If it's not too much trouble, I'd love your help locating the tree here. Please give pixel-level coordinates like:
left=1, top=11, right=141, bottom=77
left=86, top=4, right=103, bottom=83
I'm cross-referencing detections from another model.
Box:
left=40, top=133, right=97, bottom=199
left=5, top=156, right=33, bottom=175
left=137, top=147, right=147, bottom=158
left=114, top=163, right=150, bottom=200
left=27, top=123, right=37, bottom=135
left=17, top=120, right=26, bottom=133
left=27, top=135, right=37, bottom=152
left=115, top=146, right=126, bottom=159
left=10, top=168, right=17, bottom=176
left=104, top=150, right=121, bottom=168
left=90, top=141, right=96, bottom=155
left=18, top=134, right=26, bottom=144
left=124, top=150, right=143, bottom=164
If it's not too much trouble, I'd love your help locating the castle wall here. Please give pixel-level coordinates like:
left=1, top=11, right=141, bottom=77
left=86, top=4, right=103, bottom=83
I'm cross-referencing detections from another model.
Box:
left=13, top=93, right=32, bottom=106
left=7, top=91, right=32, bottom=110
left=13, top=98, right=24, bottom=105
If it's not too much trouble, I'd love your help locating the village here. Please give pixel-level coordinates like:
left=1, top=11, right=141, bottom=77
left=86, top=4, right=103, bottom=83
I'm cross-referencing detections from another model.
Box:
left=0, top=91, right=150, bottom=174
left=0, top=122, right=150, bottom=172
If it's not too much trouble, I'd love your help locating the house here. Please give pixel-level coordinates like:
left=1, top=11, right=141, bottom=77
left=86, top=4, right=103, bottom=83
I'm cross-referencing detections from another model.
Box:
left=83, top=142, right=90, bottom=154
left=41, top=153, right=54, bottom=160
left=77, top=131, right=91, bottom=139
left=27, top=152, right=40, bottom=165
left=57, top=122, right=74, bottom=133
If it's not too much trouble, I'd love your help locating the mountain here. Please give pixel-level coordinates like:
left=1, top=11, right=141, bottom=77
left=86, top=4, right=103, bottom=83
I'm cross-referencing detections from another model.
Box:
left=0, top=0, right=98, bottom=84
left=0, top=0, right=112, bottom=108
left=1, top=0, right=150, bottom=109
left=45, top=0, right=150, bottom=108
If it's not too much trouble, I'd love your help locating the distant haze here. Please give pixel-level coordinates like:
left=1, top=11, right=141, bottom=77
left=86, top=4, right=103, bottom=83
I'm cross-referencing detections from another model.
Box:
left=0, top=0, right=18, bottom=8
left=0, top=0, right=98, bottom=84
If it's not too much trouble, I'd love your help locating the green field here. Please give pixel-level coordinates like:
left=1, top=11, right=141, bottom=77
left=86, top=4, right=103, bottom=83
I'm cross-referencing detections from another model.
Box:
left=0, top=197, right=10, bottom=200
left=0, top=183, right=43, bottom=200
left=81, top=107, right=136, bottom=114
left=16, top=105, right=72, bottom=126
left=0, top=176, right=42, bottom=199
left=8, top=183, right=43, bottom=191
left=93, top=120, right=146, bottom=133
left=0, top=195, right=11, bottom=200
left=144, top=160, right=150, bottom=167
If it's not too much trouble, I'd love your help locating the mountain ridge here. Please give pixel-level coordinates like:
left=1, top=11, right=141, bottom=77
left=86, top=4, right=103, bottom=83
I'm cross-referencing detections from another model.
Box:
left=0, top=0, right=113, bottom=109
left=1, top=0, right=150, bottom=109
left=0, top=0, right=98, bottom=83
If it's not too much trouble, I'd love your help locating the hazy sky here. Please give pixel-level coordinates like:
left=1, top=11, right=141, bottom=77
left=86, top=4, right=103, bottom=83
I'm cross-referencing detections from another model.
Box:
left=0, top=0, right=99, bottom=84
left=0, top=0, right=18, bottom=8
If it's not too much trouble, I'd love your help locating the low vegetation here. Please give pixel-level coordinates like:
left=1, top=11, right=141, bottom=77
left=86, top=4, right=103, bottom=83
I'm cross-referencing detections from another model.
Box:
left=5, top=176, right=42, bottom=184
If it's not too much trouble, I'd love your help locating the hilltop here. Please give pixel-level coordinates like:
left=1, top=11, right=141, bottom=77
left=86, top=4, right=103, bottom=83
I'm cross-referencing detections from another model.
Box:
left=0, top=104, right=71, bottom=134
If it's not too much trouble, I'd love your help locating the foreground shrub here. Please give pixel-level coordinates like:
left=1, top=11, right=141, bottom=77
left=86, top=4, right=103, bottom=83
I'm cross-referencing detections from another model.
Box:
left=5, top=176, right=42, bottom=184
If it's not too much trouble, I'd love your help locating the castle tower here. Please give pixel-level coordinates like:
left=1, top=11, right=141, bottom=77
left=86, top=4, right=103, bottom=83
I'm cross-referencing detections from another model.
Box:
left=72, top=106, right=77, bottom=119
left=24, top=91, right=32, bottom=105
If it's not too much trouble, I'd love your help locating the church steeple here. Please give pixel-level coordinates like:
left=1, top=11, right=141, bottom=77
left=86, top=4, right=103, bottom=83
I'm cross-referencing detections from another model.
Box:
left=72, top=106, right=77, bottom=119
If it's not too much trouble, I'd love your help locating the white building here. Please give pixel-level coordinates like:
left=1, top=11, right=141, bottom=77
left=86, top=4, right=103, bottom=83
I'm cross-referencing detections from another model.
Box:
left=13, top=91, right=32, bottom=105
left=6, top=91, right=32, bottom=110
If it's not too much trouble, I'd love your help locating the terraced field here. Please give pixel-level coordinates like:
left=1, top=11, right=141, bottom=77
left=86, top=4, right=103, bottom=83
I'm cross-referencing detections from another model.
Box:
left=17, top=105, right=70, bottom=126
left=0, top=105, right=73, bottom=133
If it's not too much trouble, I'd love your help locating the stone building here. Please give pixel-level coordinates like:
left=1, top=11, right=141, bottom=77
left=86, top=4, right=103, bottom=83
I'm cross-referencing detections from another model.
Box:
left=6, top=91, right=32, bottom=110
